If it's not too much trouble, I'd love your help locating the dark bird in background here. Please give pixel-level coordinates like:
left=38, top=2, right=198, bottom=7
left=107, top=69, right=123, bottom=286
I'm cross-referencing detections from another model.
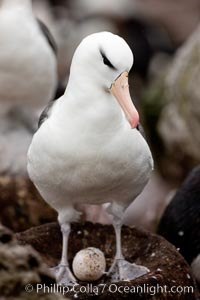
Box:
left=158, top=166, right=200, bottom=284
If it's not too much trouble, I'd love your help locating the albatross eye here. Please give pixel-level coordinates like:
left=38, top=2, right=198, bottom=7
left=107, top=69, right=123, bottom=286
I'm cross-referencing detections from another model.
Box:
left=100, top=51, right=115, bottom=69
left=103, top=56, right=114, bottom=68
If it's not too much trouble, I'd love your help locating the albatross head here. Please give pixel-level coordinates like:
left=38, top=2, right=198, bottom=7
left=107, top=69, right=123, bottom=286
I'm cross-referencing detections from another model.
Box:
left=70, top=31, right=139, bottom=129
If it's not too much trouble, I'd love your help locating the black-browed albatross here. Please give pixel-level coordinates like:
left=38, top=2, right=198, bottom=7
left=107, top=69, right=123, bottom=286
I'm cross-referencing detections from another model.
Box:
left=28, top=32, right=154, bottom=284
left=0, top=0, right=57, bottom=129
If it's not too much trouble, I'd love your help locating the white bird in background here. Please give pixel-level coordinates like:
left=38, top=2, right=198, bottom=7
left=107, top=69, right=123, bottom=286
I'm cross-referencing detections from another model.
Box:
left=0, top=0, right=57, bottom=175
left=0, top=0, right=57, bottom=126
left=28, top=32, right=153, bottom=284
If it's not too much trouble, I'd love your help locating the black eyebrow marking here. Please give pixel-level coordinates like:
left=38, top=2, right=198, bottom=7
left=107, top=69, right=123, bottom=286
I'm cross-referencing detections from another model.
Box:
left=100, top=50, right=116, bottom=70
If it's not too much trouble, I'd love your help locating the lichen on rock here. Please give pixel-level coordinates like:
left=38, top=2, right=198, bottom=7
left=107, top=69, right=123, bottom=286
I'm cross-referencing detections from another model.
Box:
left=0, top=224, right=66, bottom=300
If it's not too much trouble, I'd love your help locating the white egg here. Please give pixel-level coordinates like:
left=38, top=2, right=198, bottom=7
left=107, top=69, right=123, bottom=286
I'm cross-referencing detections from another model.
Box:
left=72, top=247, right=106, bottom=281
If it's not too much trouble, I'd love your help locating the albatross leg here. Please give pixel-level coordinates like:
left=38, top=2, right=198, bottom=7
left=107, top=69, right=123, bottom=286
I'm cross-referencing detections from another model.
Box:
left=50, top=222, right=77, bottom=285
left=107, top=211, right=149, bottom=282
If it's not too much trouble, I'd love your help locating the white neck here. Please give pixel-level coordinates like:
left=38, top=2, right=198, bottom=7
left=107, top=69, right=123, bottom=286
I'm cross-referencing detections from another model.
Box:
left=1, top=0, right=32, bottom=10
left=58, top=75, right=125, bottom=133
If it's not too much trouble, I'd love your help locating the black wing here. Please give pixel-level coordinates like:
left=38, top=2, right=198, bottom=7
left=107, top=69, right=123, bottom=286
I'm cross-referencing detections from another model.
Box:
left=37, top=19, right=57, bottom=56
left=136, top=123, right=146, bottom=140
left=38, top=99, right=56, bottom=128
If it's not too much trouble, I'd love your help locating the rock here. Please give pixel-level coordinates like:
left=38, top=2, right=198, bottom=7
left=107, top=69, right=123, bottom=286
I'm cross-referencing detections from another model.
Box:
left=0, top=176, right=56, bottom=232
left=143, top=24, right=200, bottom=183
left=0, top=223, right=67, bottom=300
left=0, top=224, right=13, bottom=244
left=16, top=222, right=199, bottom=299
left=158, top=25, right=200, bottom=169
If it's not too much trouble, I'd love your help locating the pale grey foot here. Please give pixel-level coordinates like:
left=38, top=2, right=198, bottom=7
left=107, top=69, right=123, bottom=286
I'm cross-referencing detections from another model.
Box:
left=107, top=216, right=149, bottom=282
left=50, top=264, right=76, bottom=285
left=108, top=258, right=149, bottom=282
left=50, top=223, right=77, bottom=285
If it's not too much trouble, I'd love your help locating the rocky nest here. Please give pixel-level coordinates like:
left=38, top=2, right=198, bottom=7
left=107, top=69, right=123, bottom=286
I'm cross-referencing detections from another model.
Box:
left=16, top=222, right=200, bottom=300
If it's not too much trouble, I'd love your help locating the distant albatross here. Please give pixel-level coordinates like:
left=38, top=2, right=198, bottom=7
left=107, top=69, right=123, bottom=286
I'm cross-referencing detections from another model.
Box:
left=28, top=32, right=153, bottom=284
left=0, top=0, right=57, bottom=126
